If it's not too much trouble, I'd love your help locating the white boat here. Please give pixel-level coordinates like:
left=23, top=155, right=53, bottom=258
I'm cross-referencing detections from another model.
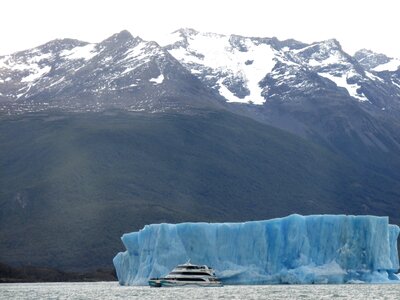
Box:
left=148, top=260, right=223, bottom=287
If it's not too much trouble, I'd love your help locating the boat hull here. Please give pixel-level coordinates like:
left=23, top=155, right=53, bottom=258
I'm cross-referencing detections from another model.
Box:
left=149, top=278, right=223, bottom=287
left=148, top=279, right=162, bottom=287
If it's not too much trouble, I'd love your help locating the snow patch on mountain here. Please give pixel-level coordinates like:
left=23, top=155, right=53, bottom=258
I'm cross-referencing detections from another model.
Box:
left=60, top=44, right=98, bottom=60
left=149, top=74, right=164, bottom=84
left=122, top=42, right=167, bottom=78
left=27, top=52, right=52, bottom=64
left=165, top=32, right=383, bottom=104
left=167, top=32, right=277, bottom=105
left=286, top=40, right=372, bottom=102
left=365, top=71, right=384, bottom=82
left=124, top=42, right=148, bottom=61
left=216, top=78, right=243, bottom=103
left=319, top=72, right=368, bottom=102
left=21, top=65, right=51, bottom=83
left=157, top=31, right=182, bottom=47
left=373, top=58, right=400, bottom=72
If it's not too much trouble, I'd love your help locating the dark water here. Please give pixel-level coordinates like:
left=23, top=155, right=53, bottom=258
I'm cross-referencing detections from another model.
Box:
left=1, top=282, right=400, bottom=299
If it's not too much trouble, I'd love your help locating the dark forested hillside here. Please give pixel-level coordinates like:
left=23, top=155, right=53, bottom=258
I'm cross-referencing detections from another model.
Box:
left=1, top=110, right=399, bottom=271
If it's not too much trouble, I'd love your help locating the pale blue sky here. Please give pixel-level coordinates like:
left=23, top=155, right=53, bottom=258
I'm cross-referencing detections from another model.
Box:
left=0, top=0, right=398, bottom=57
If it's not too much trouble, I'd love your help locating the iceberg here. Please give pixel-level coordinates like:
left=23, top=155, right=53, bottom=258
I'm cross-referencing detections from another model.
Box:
left=113, top=214, right=400, bottom=285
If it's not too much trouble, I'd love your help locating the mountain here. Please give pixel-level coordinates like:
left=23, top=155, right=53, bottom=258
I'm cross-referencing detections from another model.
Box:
left=1, top=30, right=400, bottom=271
left=1, top=29, right=399, bottom=120
left=3, top=29, right=399, bottom=160
left=354, top=49, right=400, bottom=103
left=354, top=49, right=400, bottom=73
left=0, top=30, right=222, bottom=113
left=164, top=28, right=400, bottom=108
left=162, top=29, right=400, bottom=181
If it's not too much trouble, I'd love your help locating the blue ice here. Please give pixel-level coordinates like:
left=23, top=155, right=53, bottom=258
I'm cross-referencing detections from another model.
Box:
left=113, top=214, right=399, bottom=285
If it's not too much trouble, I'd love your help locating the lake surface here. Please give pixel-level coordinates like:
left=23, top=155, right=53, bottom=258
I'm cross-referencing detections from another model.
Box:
left=1, top=282, right=400, bottom=299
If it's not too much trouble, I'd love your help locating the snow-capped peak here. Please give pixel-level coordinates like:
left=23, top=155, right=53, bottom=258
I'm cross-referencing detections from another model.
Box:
left=354, top=49, right=392, bottom=70
left=164, top=30, right=374, bottom=104
left=0, top=30, right=178, bottom=109
left=292, top=39, right=343, bottom=64
left=166, top=31, right=278, bottom=105
left=174, top=27, right=200, bottom=37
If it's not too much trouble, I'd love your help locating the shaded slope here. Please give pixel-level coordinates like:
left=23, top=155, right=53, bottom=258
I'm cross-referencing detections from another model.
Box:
left=0, top=110, right=399, bottom=270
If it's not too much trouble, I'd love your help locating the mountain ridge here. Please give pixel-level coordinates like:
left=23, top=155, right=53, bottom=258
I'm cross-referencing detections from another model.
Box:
left=1, top=29, right=399, bottom=113
left=0, top=29, right=225, bottom=114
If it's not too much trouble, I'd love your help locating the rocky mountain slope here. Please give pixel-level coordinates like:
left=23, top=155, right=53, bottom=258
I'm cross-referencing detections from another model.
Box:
left=1, top=29, right=399, bottom=116
left=164, top=28, right=400, bottom=110
left=0, top=30, right=222, bottom=114
left=164, top=29, right=400, bottom=157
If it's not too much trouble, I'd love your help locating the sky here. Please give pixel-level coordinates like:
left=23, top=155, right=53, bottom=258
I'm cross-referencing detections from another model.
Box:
left=0, top=0, right=398, bottom=57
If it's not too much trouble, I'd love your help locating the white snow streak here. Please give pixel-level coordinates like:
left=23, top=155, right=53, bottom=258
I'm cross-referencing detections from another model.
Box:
left=47, top=76, right=66, bottom=88
left=365, top=71, right=384, bottom=82
left=291, top=43, right=318, bottom=54
left=21, top=65, right=51, bottom=82
left=124, top=42, right=148, bottom=60
left=122, top=66, right=136, bottom=75
left=392, top=81, right=400, bottom=90
left=319, top=72, right=368, bottom=102
left=217, top=78, right=246, bottom=103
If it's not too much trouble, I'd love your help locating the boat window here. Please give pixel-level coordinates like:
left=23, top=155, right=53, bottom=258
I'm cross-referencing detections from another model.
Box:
left=169, top=271, right=212, bottom=276
left=174, top=278, right=206, bottom=282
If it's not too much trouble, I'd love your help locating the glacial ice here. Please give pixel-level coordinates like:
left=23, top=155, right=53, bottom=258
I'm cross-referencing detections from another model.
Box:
left=113, top=214, right=400, bottom=285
